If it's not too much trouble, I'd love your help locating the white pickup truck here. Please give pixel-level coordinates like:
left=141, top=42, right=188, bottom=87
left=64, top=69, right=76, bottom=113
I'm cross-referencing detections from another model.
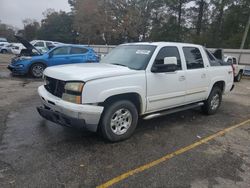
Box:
left=37, top=42, right=234, bottom=142
left=224, top=56, right=245, bottom=82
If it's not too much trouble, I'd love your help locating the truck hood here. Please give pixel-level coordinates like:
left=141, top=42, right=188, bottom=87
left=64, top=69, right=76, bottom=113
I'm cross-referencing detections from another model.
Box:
left=44, top=63, right=139, bottom=81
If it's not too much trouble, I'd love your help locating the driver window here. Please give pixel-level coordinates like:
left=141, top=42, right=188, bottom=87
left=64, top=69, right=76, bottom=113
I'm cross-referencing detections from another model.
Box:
left=155, top=46, right=182, bottom=70
left=52, top=47, right=70, bottom=56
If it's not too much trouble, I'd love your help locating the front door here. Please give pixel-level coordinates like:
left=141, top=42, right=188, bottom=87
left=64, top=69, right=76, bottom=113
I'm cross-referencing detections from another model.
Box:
left=146, top=46, right=186, bottom=113
left=48, top=46, right=71, bottom=66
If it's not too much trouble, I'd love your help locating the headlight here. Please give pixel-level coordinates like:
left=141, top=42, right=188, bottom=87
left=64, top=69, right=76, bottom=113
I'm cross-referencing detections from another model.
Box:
left=44, top=76, right=49, bottom=85
left=62, top=82, right=84, bottom=104
left=19, top=56, right=32, bottom=61
left=64, top=82, right=84, bottom=92
left=16, top=64, right=24, bottom=68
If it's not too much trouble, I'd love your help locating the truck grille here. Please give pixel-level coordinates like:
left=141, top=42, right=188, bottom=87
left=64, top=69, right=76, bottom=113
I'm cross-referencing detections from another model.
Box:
left=44, top=77, right=66, bottom=98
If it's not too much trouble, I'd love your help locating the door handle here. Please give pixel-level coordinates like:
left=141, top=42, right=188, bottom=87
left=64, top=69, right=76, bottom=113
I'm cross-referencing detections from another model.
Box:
left=179, top=76, right=186, bottom=81
left=201, top=73, right=206, bottom=79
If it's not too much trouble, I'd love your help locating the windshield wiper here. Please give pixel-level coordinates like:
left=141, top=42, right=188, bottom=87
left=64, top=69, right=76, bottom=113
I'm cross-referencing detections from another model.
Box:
left=112, top=63, right=128, bottom=68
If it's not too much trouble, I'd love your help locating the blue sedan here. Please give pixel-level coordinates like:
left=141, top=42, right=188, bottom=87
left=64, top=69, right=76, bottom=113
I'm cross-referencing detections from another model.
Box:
left=8, top=44, right=99, bottom=78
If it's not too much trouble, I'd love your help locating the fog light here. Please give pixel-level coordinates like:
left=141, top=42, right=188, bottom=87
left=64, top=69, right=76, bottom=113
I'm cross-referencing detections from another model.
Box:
left=16, top=64, right=24, bottom=68
left=62, top=93, right=81, bottom=104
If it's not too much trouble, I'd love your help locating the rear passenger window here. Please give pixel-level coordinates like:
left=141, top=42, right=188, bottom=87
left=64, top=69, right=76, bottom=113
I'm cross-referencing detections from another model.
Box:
left=34, top=42, right=45, bottom=47
left=70, top=47, right=88, bottom=54
left=183, top=47, right=204, bottom=69
left=155, top=46, right=182, bottom=70
left=205, top=50, right=215, bottom=61
left=233, top=58, right=237, bottom=64
left=227, top=58, right=232, bottom=64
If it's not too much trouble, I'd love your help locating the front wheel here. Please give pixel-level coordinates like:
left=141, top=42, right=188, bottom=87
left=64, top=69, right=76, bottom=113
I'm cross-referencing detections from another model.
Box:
left=30, top=63, right=45, bottom=78
left=100, top=100, right=138, bottom=142
left=202, top=87, right=222, bottom=115
left=235, top=71, right=243, bottom=82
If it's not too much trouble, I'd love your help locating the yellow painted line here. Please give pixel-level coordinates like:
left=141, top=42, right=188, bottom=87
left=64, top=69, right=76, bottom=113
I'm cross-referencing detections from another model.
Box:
left=97, top=119, right=250, bottom=188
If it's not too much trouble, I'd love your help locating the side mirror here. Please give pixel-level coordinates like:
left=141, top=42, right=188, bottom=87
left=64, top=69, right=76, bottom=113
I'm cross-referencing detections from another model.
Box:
left=164, top=57, right=177, bottom=66
left=152, top=57, right=178, bottom=73
left=48, top=52, right=53, bottom=58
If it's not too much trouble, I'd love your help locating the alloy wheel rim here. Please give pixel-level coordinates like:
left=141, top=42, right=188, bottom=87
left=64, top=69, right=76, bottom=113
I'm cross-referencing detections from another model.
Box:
left=238, top=73, right=242, bottom=81
left=32, top=65, right=44, bottom=77
left=211, top=94, right=220, bottom=110
left=110, top=108, right=132, bottom=135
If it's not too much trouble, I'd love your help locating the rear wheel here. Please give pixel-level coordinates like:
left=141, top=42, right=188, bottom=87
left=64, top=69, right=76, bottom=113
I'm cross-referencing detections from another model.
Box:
left=202, top=87, right=222, bottom=115
left=100, top=100, right=138, bottom=142
left=1, top=49, right=7, bottom=54
left=30, top=63, right=45, bottom=78
left=235, top=71, right=243, bottom=82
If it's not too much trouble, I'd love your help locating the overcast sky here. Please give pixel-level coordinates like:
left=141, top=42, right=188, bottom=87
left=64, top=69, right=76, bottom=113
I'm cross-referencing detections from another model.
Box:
left=0, top=0, right=71, bottom=29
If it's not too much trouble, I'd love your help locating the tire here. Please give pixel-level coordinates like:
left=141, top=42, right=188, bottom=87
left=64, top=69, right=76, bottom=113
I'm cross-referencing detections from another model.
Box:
left=100, top=100, right=138, bottom=142
left=30, top=63, right=45, bottom=78
left=1, top=49, right=7, bottom=54
left=235, top=71, right=243, bottom=82
left=202, top=87, right=222, bottom=115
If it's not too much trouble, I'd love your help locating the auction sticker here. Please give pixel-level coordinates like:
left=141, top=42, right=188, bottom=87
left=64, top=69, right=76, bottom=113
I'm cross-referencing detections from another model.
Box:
left=136, top=50, right=151, bottom=55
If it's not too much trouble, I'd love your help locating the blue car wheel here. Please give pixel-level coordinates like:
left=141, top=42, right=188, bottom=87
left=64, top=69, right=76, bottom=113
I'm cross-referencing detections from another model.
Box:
left=30, top=63, right=46, bottom=78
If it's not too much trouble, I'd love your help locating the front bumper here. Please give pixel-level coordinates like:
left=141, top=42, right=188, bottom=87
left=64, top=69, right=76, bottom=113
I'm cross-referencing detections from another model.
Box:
left=230, top=84, right=235, bottom=91
left=37, top=85, right=104, bottom=132
left=37, top=106, right=87, bottom=129
left=7, top=64, right=27, bottom=75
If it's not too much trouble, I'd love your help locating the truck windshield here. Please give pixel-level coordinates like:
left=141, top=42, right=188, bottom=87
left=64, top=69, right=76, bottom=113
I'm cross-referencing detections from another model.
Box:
left=100, top=45, right=156, bottom=70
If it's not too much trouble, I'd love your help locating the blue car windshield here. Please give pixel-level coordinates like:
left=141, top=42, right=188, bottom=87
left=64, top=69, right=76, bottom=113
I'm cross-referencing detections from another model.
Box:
left=100, top=45, right=156, bottom=70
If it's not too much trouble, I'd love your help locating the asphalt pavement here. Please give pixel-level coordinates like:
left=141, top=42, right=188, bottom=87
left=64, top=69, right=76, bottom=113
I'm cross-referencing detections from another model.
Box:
left=0, top=54, right=250, bottom=188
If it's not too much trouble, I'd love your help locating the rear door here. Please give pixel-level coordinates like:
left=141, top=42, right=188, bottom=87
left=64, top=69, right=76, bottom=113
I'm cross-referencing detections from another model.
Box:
left=146, top=46, right=186, bottom=112
left=48, top=46, right=71, bottom=66
left=183, top=46, right=209, bottom=103
left=68, top=47, right=89, bottom=64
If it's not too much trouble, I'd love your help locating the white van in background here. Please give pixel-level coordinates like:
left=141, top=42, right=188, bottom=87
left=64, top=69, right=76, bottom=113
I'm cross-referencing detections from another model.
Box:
left=10, top=43, right=26, bottom=55
left=30, top=40, right=63, bottom=51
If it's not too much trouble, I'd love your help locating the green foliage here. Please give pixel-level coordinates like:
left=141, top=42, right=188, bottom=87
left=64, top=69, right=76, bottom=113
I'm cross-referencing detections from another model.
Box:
left=1, top=0, right=250, bottom=48
left=69, top=0, right=250, bottom=47
left=38, top=11, right=75, bottom=43
left=17, top=19, right=40, bottom=41
left=0, top=21, right=16, bottom=42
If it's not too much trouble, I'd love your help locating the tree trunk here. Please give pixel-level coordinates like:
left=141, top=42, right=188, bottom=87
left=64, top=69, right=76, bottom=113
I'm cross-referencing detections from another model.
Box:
left=196, top=0, right=204, bottom=36
left=177, top=0, right=183, bottom=41
left=217, top=0, right=225, bottom=43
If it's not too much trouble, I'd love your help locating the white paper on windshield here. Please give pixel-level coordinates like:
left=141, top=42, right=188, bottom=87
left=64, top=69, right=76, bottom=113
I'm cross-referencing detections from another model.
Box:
left=136, top=50, right=151, bottom=55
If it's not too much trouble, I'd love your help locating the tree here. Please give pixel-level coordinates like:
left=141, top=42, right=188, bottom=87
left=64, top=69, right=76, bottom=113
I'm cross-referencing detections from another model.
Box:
left=207, top=0, right=234, bottom=47
left=65, top=0, right=250, bottom=48
left=0, top=21, right=16, bottom=42
left=68, top=0, right=105, bottom=44
left=18, top=19, right=40, bottom=41
left=219, top=0, right=250, bottom=48
left=164, top=0, right=192, bottom=41
left=38, top=10, right=75, bottom=43
left=69, top=0, right=165, bottom=44
left=196, top=0, right=205, bottom=36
